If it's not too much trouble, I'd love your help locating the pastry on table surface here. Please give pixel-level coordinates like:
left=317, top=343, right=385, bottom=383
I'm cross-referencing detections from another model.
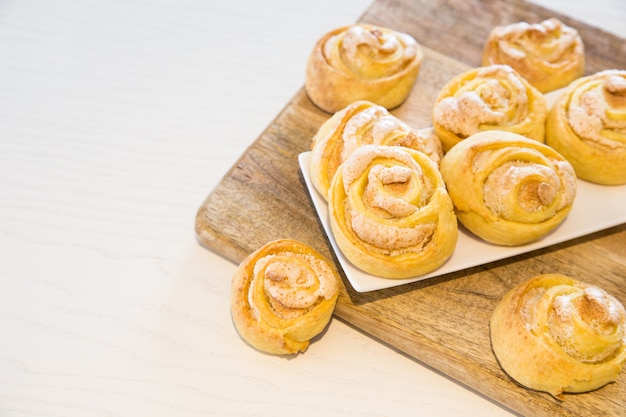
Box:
left=305, top=23, right=423, bottom=113
left=432, top=64, right=548, bottom=153
left=230, top=239, right=340, bottom=355
left=482, top=18, right=585, bottom=93
left=309, top=100, right=442, bottom=200
left=439, top=130, right=577, bottom=246
left=490, top=273, right=626, bottom=398
left=546, top=69, right=626, bottom=185
left=328, top=144, right=457, bottom=279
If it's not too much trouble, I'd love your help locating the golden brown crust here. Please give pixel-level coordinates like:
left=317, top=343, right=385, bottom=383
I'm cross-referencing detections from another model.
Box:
left=309, top=100, right=443, bottom=200
left=482, top=18, right=585, bottom=93
left=230, top=239, right=340, bottom=355
left=432, top=65, right=548, bottom=153
left=546, top=69, right=626, bottom=185
left=305, top=24, right=423, bottom=113
left=439, top=130, right=577, bottom=246
left=328, top=145, right=457, bottom=279
left=490, top=274, right=626, bottom=397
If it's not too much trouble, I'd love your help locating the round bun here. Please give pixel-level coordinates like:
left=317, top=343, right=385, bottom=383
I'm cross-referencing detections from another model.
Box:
left=491, top=273, right=626, bottom=397
left=432, top=65, right=547, bottom=153
left=439, top=130, right=577, bottom=246
left=328, top=144, right=457, bottom=279
left=305, top=23, right=423, bottom=113
left=482, top=18, right=585, bottom=93
left=546, top=69, right=626, bottom=185
left=230, top=239, right=340, bottom=355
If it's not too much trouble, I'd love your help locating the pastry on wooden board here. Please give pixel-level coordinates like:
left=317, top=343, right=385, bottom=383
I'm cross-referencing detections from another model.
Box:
left=230, top=239, right=340, bottom=355
left=482, top=18, right=585, bottom=93
left=439, top=130, right=577, bottom=246
left=546, top=69, right=626, bottom=185
left=305, top=23, right=423, bottom=113
left=328, top=144, right=458, bottom=279
left=490, top=273, right=626, bottom=398
left=432, top=64, right=548, bottom=153
left=309, top=100, right=442, bottom=200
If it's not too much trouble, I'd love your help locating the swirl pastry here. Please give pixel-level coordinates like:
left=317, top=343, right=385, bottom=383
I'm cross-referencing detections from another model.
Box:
left=439, top=130, right=577, bottom=246
left=309, top=100, right=443, bottom=200
left=328, top=145, right=457, bottom=279
left=482, top=18, right=585, bottom=93
left=432, top=64, right=548, bottom=153
left=230, top=239, right=340, bottom=355
left=546, top=69, right=626, bottom=185
left=491, top=274, right=626, bottom=397
left=305, top=23, right=423, bottom=113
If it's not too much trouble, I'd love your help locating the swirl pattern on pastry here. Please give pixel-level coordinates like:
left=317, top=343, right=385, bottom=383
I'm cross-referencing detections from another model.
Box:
left=328, top=145, right=457, bottom=279
left=546, top=69, right=626, bottom=185
left=482, top=18, right=585, bottom=93
left=305, top=24, right=423, bottom=113
left=432, top=64, right=548, bottom=153
left=309, top=100, right=443, bottom=200
left=439, top=130, right=576, bottom=246
left=231, top=239, right=340, bottom=355
left=491, top=273, right=626, bottom=397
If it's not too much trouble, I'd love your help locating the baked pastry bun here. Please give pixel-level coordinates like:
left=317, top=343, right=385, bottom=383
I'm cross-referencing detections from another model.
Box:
left=309, top=100, right=443, bottom=200
left=482, top=18, right=585, bottom=93
left=231, top=239, right=340, bottom=355
left=328, top=144, right=457, bottom=279
left=491, top=273, right=626, bottom=398
left=305, top=23, right=423, bottom=113
left=432, top=64, right=548, bottom=153
left=546, top=69, right=626, bottom=185
left=439, top=130, right=577, bottom=246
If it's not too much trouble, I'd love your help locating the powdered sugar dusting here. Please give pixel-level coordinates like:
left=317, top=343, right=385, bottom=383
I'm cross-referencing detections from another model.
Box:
left=434, top=92, right=505, bottom=137
left=350, top=210, right=435, bottom=254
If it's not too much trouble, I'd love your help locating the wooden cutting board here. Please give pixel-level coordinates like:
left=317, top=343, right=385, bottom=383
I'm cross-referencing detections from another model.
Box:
left=195, top=0, right=626, bottom=415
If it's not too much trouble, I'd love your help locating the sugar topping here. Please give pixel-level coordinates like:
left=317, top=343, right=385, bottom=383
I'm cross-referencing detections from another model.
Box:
left=350, top=210, right=435, bottom=253
left=604, top=74, right=626, bottom=95
left=341, top=145, right=421, bottom=191
left=549, top=284, right=626, bottom=362
left=340, top=145, right=438, bottom=255
left=340, top=105, right=390, bottom=160
left=365, top=165, right=418, bottom=218
left=248, top=253, right=338, bottom=320
left=393, top=128, right=443, bottom=166
left=492, top=18, right=580, bottom=64
left=582, top=286, right=625, bottom=327
left=434, top=92, right=504, bottom=137
left=567, top=74, right=626, bottom=150
left=434, top=66, right=531, bottom=137
left=329, top=24, right=418, bottom=78
left=481, top=157, right=576, bottom=220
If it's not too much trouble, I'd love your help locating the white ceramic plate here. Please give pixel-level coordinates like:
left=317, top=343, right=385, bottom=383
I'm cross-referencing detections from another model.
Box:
left=299, top=151, right=626, bottom=293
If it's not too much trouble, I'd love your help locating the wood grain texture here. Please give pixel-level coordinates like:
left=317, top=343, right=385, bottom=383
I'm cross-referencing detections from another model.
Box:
left=195, top=0, right=626, bottom=415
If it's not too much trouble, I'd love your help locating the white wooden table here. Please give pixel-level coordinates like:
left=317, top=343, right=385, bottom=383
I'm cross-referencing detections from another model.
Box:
left=1, top=1, right=624, bottom=416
